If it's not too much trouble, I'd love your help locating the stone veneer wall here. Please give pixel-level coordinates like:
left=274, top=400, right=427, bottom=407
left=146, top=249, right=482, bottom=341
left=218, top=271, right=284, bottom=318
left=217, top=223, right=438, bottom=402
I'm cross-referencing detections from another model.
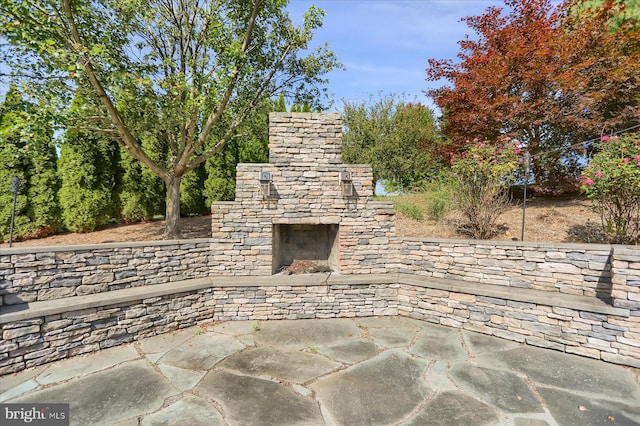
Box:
left=0, top=281, right=398, bottom=374
left=398, top=283, right=638, bottom=367
left=392, top=238, right=613, bottom=297
left=0, top=238, right=625, bottom=306
left=1, top=238, right=639, bottom=373
left=211, top=112, right=395, bottom=275
left=611, top=247, right=640, bottom=310
left=0, top=240, right=237, bottom=306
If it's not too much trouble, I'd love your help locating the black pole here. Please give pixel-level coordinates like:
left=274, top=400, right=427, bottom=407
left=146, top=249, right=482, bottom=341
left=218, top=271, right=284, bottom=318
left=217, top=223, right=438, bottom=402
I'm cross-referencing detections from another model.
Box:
left=9, top=192, right=17, bottom=247
left=9, top=176, right=21, bottom=248
left=521, top=153, right=530, bottom=242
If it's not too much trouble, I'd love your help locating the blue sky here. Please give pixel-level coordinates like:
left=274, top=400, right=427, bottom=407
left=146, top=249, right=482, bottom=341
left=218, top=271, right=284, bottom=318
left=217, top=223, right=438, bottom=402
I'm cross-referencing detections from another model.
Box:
left=286, top=0, right=509, bottom=112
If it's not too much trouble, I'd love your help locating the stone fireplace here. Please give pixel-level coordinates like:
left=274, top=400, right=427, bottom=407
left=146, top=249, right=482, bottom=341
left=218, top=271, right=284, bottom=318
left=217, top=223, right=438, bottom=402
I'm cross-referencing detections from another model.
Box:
left=211, top=112, right=396, bottom=275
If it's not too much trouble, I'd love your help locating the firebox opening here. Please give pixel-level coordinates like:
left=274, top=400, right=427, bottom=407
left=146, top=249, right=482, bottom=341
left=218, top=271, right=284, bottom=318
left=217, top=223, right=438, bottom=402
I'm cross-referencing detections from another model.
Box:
left=272, top=224, right=339, bottom=274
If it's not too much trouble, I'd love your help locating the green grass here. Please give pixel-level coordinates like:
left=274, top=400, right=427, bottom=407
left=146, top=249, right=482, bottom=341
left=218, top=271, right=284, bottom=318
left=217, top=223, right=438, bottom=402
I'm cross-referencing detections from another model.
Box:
left=381, top=181, right=455, bottom=223
left=395, top=200, right=424, bottom=221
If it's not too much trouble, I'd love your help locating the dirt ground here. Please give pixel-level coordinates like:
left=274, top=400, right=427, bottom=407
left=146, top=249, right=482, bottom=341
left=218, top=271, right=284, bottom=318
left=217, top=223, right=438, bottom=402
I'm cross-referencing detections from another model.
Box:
left=1, top=196, right=608, bottom=249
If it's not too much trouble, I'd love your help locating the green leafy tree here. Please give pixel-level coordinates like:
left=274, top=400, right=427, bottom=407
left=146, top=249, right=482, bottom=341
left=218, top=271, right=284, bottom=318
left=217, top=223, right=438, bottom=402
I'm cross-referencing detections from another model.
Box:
left=118, top=148, right=165, bottom=223
left=204, top=99, right=271, bottom=204
left=342, top=94, right=443, bottom=190
left=581, top=133, right=640, bottom=244
left=58, top=89, right=120, bottom=232
left=27, top=130, right=61, bottom=237
left=0, top=87, right=59, bottom=241
left=0, top=0, right=340, bottom=238
left=0, top=88, right=30, bottom=241
left=571, top=0, right=640, bottom=31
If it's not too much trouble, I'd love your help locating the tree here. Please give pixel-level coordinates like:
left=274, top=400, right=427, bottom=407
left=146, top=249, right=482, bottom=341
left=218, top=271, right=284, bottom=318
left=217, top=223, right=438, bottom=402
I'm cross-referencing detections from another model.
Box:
left=342, top=94, right=443, bottom=190
left=274, top=93, right=287, bottom=113
left=204, top=98, right=271, bottom=204
left=427, top=0, right=569, bottom=189
left=426, top=0, right=639, bottom=190
left=0, top=87, right=59, bottom=241
left=0, top=0, right=340, bottom=238
left=560, top=0, right=640, bottom=132
left=570, top=0, right=640, bottom=31
left=58, top=89, right=120, bottom=232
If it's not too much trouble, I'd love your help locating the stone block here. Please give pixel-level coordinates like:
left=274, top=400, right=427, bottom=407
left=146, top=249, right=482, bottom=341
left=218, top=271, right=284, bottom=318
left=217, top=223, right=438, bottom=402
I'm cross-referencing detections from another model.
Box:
left=35, top=287, right=75, bottom=302
left=82, top=273, right=115, bottom=285
left=76, top=284, right=108, bottom=295
left=601, top=352, right=640, bottom=368
left=3, top=325, right=40, bottom=340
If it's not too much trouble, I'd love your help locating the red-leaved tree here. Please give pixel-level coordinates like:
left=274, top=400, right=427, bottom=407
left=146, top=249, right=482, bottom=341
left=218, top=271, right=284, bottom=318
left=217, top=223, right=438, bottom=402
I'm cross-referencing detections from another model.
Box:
left=427, top=0, right=640, bottom=191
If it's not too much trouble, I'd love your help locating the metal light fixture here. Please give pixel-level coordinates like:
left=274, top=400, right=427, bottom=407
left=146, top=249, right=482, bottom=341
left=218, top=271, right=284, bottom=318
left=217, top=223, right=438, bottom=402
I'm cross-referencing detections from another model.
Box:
left=259, top=171, right=273, bottom=200
left=339, top=171, right=354, bottom=197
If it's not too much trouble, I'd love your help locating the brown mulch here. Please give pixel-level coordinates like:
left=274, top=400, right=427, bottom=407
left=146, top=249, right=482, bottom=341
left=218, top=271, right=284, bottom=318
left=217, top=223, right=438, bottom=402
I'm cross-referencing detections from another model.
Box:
left=1, top=196, right=609, bottom=248
left=1, top=215, right=213, bottom=248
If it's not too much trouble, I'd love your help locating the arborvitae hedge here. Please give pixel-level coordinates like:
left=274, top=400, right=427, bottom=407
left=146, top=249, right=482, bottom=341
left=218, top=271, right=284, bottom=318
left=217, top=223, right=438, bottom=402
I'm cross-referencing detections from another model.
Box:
left=0, top=87, right=60, bottom=241
left=58, top=132, right=119, bottom=232
left=180, top=165, right=208, bottom=216
left=118, top=148, right=165, bottom=223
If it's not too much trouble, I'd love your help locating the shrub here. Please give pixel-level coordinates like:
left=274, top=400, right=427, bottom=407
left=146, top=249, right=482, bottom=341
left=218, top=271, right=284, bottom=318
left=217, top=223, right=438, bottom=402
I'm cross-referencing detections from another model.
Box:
left=451, top=138, right=520, bottom=239
left=421, top=180, right=454, bottom=221
left=581, top=133, right=640, bottom=244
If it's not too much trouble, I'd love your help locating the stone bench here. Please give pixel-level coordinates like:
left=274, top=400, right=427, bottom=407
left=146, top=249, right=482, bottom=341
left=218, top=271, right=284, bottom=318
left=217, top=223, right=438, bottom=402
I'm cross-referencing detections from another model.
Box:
left=396, top=274, right=635, bottom=368
left=1, top=273, right=637, bottom=375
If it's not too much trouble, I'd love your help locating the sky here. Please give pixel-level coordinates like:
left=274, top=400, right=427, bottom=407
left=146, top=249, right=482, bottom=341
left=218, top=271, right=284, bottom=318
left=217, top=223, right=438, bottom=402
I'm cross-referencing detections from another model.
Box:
left=286, top=0, right=511, bottom=113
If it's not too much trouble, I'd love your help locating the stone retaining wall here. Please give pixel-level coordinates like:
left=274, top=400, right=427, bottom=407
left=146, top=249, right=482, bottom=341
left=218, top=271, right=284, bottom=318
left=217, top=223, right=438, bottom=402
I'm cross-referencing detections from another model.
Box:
left=1, top=238, right=639, bottom=372
left=0, top=240, right=237, bottom=306
left=393, top=238, right=613, bottom=297
left=1, top=239, right=636, bottom=307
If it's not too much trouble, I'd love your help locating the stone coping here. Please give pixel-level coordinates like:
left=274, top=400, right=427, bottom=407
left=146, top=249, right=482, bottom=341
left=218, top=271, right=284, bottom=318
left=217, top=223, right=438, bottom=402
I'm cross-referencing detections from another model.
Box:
left=393, top=237, right=617, bottom=251
left=4, top=236, right=637, bottom=256
left=1, top=273, right=628, bottom=325
left=0, top=238, right=237, bottom=255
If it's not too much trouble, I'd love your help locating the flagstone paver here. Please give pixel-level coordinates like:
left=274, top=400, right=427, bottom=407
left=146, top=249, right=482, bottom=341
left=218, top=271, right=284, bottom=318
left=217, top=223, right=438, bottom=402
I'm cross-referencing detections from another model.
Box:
left=2, top=317, right=639, bottom=426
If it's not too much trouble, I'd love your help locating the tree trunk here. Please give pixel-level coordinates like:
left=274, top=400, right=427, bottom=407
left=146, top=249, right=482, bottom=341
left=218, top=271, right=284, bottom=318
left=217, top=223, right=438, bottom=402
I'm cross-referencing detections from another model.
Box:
left=165, top=174, right=181, bottom=239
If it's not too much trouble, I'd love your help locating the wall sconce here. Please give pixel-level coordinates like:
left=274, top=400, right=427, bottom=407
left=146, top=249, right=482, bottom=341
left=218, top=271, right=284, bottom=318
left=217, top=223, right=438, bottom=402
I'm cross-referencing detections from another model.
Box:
left=339, top=171, right=354, bottom=197
left=259, top=171, right=273, bottom=199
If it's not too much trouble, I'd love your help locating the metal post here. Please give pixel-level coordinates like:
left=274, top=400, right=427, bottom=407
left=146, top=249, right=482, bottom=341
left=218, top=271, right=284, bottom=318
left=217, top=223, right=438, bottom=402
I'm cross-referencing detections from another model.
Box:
left=9, top=176, right=21, bottom=247
left=521, top=153, right=530, bottom=242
